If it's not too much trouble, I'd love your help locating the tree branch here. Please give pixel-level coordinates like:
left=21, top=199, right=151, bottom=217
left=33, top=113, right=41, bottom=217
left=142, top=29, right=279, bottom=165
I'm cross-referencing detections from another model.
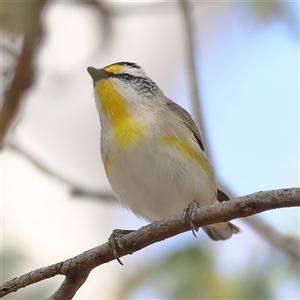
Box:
left=1, top=188, right=299, bottom=299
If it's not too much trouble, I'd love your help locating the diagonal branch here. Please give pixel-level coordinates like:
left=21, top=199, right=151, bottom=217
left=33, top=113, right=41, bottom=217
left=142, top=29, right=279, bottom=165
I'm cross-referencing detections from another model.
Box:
left=1, top=188, right=299, bottom=299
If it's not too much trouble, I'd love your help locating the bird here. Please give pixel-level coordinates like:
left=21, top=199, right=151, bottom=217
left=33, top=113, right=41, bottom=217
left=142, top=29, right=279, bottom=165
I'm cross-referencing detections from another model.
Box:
left=87, top=62, right=241, bottom=260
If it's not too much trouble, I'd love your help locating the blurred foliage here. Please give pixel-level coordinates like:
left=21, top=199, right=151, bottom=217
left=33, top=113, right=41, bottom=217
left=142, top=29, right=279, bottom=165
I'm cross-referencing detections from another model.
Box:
left=116, top=245, right=299, bottom=299
left=1, top=248, right=26, bottom=282
left=1, top=248, right=60, bottom=299
left=0, top=0, right=112, bottom=103
left=0, top=1, right=46, bottom=34
left=252, top=0, right=279, bottom=20
left=0, top=0, right=112, bottom=52
left=250, top=0, right=299, bottom=37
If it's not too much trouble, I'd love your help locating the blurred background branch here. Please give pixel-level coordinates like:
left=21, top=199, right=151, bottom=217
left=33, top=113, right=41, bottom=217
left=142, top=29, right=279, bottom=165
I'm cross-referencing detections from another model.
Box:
left=79, top=0, right=113, bottom=49
left=244, top=214, right=300, bottom=262
left=7, top=140, right=116, bottom=201
left=180, top=1, right=204, bottom=138
left=0, top=1, right=48, bottom=148
left=179, top=0, right=299, bottom=266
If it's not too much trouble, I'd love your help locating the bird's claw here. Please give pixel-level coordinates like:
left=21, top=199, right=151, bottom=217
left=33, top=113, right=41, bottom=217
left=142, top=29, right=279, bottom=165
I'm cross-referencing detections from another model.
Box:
left=182, top=201, right=199, bottom=237
left=108, top=229, right=134, bottom=265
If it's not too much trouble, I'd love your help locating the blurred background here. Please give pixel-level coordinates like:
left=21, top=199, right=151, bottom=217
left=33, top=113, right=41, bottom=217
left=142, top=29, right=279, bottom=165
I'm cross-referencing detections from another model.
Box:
left=1, top=1, right=299, bottom=299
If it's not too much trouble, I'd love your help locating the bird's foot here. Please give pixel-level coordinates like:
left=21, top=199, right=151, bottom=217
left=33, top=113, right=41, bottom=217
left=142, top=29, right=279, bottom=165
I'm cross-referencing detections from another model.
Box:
left=182, top=201, right=199, bottom=237
left=108, top=229, right=134, bottom=265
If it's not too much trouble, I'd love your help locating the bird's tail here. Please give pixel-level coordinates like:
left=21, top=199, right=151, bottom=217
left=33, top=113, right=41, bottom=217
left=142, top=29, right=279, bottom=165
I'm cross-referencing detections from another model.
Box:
left=202, top=222, right=241, bottom=241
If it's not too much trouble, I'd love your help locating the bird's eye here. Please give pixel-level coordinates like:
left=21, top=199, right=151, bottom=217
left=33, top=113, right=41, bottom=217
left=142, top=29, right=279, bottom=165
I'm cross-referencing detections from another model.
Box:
left=122, top=73, right=136, bottom=82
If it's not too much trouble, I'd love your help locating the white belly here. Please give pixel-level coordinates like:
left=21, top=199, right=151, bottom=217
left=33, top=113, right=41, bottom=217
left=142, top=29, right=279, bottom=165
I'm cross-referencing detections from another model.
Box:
left=106, top=141, right=217, bottom=222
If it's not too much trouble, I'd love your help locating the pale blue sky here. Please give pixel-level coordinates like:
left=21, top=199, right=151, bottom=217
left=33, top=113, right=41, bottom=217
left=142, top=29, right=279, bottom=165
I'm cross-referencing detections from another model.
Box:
left=209, top=17, right=298, bottom=193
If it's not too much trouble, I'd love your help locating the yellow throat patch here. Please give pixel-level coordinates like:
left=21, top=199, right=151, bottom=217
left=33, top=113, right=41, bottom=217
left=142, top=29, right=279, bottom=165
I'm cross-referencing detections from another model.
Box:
left=95, top=79, right=145, bottom=151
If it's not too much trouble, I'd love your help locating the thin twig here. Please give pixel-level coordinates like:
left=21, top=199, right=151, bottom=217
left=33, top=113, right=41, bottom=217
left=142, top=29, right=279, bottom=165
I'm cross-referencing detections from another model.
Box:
left=0, top=188, right=299, bottom=299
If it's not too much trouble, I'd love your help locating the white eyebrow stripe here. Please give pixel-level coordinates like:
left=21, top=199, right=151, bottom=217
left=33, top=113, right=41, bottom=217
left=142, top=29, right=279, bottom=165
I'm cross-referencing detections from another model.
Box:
left=119, top=65, right=147, bottom=77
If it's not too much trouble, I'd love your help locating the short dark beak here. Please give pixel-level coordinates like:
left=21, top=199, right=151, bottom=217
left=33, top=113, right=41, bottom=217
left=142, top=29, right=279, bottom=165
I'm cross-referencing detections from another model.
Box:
left=87, top=67, right=109, bottom=82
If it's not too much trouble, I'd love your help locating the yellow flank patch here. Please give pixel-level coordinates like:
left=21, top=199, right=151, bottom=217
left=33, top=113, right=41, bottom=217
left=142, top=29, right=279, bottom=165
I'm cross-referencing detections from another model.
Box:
left=103, top=158, right=111, bottom=178
left=161, top=136, right=207, bottom=171
left=95, top=79, right=145, bottom=151
left=104, top=64, right=124, bottom=73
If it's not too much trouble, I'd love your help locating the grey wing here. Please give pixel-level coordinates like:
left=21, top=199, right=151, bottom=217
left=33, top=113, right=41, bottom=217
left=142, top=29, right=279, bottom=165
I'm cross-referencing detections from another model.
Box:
left=166, top=101, right=205, bottom=151
left=167, top=100, right=227, bottom=201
